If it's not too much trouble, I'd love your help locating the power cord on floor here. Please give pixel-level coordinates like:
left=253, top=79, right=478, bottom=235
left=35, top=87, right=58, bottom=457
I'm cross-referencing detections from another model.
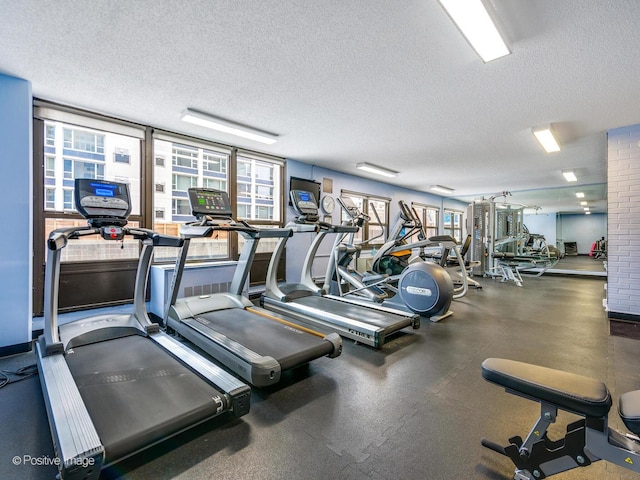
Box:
left=0, top=364, right=38, bottom=389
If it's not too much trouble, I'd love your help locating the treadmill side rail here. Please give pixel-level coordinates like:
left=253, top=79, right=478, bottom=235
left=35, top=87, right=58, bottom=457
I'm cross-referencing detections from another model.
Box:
left=149, top=331, right=251, bottom=417
left=36, top=339, right=104, bottom=480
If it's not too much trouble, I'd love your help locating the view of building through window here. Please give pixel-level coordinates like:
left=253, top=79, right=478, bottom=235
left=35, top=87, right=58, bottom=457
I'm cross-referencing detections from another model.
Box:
left=412, top=203, right=440, bottom=240
left=444, top=209, right=463, bottom=242
left=42, top=120, right=142, bottom=262
left=340, top=192, right=389, bottom=246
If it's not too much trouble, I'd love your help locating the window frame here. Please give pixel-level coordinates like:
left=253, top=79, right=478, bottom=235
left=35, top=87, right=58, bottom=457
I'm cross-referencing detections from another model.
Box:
left=340, top=190, right=390, bottom=248
left=411, top=202, right=440, bottom=240
left=33, top=101, right=287, bottom=314
left=443, top=208, right=464, bottom=243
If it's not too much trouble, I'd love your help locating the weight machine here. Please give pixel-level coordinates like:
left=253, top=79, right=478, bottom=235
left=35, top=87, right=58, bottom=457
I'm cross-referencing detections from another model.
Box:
left=467, top=193, right=557, bottom=286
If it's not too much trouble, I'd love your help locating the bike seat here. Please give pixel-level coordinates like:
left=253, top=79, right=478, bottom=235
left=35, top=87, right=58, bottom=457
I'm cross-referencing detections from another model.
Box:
left=482, top=358, right=612, bottom=418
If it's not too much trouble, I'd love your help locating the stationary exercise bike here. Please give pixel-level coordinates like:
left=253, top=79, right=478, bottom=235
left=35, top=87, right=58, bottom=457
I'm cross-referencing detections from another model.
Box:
left=481, top=357, right=640, bottom=479
left=324, top=196, right=454, bottom=321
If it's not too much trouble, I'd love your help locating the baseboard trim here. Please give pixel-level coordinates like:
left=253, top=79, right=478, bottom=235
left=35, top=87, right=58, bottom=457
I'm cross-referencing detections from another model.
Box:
left=0, top=341, right=33, bottom=358
left=609, top=311, right=640, bottom=323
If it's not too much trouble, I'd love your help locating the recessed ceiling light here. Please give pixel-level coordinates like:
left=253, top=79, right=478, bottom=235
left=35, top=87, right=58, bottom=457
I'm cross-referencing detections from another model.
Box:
left=532, top=124, right=561, bottom=153
left=430, top=185, right=455, bottom=194
left=438, top=0, right=510, bottom=63
left=562, top=170, right=577, bottom=182
left=356, top=162, right=398, bottom=178
left=580, top=201, right=587, bottom=206
left=576, top=192, right=585, bottom=198
left=181, top=109, right=278, bottom=144
left=585, top=211, right=591, bottom=215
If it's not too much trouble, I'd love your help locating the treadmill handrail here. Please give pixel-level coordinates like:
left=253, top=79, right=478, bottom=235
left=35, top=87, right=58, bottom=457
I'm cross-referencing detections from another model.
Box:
left=181, top=219, right=293, bottom=239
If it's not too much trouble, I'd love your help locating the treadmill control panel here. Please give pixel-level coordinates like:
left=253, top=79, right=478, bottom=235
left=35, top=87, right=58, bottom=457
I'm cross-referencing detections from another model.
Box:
left=75, top=179, right=131, bottom=221
left=290, top=190, right=319, bottom=216
left=188, top=188, right=233, bottom=218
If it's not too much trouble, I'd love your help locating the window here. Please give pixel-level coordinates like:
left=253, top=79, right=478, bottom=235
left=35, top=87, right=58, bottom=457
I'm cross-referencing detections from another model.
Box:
left=63, top=159, right=105, bottom=180
left=235, top=153, right=283, bottom=256
left=340, top=191, right=389, bottom=247
left=153, top=135, right=232, bottom=262
left=37, top=114, right=143, bottom=264
left=235, top=154, right=281, bottom=222
left=444, top=209, right=463, bottom=243
left=172, top=174, right=197, bottom=191
left=255, top=184, right=274, bottom=200
left=203, top=151, right=227, bottom=173
left=412, top=203, right=439, bottom=240
left=155, top=155, right=165, bottom=167
left=45, top=156, right=55, bottom=178
left=255, top=163, right=273, bottom=181
left=203, top=178, right=226, bottom=190
left=238, top=182, right=251, bottom=198
left=172, top=198, right=191, bottom=215
left=63, top=159, right=73, bottom=179
left=45, top=188, right=55, bottom=210
left=63, top=128, right=105, bottom=153
left=172, top=145, right=198, bottom=169
left=237, top=160, right=251, bottom=177
left=45, top=124, right=55, bottom=147
left=114, top=148, right=130, bottom=164
left=63, top=189, right=73, bottom=210
left=255, top=206, right=274, bottom=220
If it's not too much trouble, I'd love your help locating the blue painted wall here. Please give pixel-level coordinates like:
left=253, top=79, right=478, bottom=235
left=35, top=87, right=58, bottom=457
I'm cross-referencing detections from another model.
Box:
left=523, top=213, right=557, bottom=248
left=557, top=213, right=607, bottom=254
left=284, top=159, right=468, bottom=281
left=0, top=74, right=33, bottom=352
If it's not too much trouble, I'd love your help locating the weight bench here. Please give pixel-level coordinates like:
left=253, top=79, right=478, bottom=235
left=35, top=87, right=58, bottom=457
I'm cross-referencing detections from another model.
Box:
left=481, top=358, right=640, bottom=479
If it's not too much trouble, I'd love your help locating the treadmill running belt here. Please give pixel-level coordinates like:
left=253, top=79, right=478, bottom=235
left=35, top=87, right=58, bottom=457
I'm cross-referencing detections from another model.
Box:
left=65, top=334, right=227, bottom=464
left=191, top=308, right=334, bottom=370
left=294, top=295, right=410, bottom=331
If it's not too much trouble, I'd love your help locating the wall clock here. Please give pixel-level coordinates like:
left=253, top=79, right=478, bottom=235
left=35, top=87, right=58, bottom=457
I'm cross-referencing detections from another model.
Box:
left=321, top=195, right=335, bottom=214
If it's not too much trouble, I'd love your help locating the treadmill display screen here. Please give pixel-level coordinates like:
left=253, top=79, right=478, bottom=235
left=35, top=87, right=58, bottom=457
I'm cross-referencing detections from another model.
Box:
left=188, top=188, right=233, bottom=217
left=75, top=179, right=131, bottom=219
left=290, top=190, right=318, bottom=216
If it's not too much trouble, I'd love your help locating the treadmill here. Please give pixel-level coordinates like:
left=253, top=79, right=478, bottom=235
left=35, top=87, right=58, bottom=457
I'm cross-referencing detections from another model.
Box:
left=164, top=187, right=342, bottom=387
left=260, top=190, right=420, bottom=349
left=36, top=179, right=250, bottom=480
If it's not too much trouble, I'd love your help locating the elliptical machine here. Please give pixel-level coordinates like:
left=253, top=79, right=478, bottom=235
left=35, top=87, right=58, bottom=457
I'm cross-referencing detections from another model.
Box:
left=324, top=195, right=454, bottom=322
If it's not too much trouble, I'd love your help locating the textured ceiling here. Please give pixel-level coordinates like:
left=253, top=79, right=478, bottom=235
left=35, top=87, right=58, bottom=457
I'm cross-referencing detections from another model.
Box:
left=2, top=0, right=639, bottom=214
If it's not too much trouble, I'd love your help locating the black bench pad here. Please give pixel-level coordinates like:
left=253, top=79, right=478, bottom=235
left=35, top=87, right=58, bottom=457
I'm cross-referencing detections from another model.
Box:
left=619, top=390, right=640, bottom=434
left=482, top=358, right=612, bottom=418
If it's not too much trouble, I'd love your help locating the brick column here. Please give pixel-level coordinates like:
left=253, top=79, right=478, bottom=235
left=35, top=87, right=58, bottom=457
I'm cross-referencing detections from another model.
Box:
left=607, top=125, right=640, bottom=319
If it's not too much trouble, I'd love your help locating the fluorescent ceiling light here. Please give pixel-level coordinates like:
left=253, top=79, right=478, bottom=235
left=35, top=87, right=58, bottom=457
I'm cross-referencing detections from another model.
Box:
left=584, top=207, right=590, bottom=211
left=585, top=211, right=591, bottom=215
left=181, top=109, right=278, bottom=145
left=532, top=125, right=561, bottom=153
left=438, top=0, right=510, bottom=63
left=580, top=201, right=587, bottom=206
left=356, top=162, right=398, bottom=178
left=562, top=170, right=577, bottom=182
left=430, top=185, right=455, bottom=194
left=576, top=192, right=585, bottom=198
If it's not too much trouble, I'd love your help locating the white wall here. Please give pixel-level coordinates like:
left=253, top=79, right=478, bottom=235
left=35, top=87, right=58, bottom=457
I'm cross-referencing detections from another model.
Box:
left=0, top=74, right=33, bottom=353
